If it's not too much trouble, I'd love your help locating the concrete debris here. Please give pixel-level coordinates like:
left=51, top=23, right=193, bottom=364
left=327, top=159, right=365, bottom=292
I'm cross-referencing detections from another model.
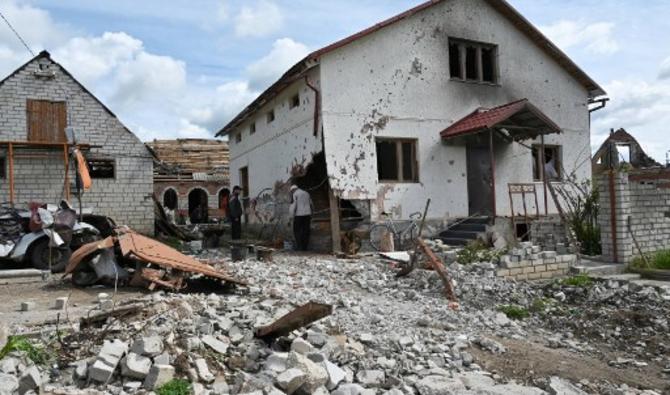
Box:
left=0, top=250, right=666, bottom=395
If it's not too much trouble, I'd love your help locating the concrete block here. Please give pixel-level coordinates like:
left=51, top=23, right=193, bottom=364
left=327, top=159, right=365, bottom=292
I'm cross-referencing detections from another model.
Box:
left=131, top=336, right=163, bottom=357
left=18, top=366, right=41, bottom=394
left=195, top=358, right=214, bottom=383
left=54, top=297, right=68, bottom=310
left=515, top=274, right=528, bottom=281
left=20, top=302, right=36, bottom=311
left=121, top=352, right=151, bottom=379
left=276, top=368, right=306, bottom=394
left=541, top=271, right=559, bottom=279
left=495, top=269, right=510, bottom=277
left=527, top=272, right=543, bottom=280
left=522, top=266, right=536, bottom=274
left=143, top=364, right=175, bottom=390
left=509, top=268, right=523, bottom=276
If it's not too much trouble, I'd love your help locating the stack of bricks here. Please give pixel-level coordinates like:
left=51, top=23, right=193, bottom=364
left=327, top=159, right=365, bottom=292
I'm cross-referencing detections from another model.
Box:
left=530, top=217, right=569, bottom=252
left=496, top=242, right=577, bottom=281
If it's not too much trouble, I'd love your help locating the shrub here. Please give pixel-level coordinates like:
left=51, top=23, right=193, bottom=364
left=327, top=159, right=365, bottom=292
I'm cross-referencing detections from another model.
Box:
left=157, top=379, right=192, bottom=395
left=0, top=336, right=50, bottom=365
left=631, top=250, right=670, bottom=270
left=555, top=178, right=601, bottom=256
left=457, top=240, right=504, bottom=265
left=498, top=305, right=529, bottom=320
left=561, top=274, right=593, bottom=287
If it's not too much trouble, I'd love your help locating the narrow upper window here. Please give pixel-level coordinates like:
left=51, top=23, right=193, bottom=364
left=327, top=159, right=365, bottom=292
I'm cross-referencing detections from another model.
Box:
left=267, top=110, right=275, bottom=124
left=376, top=138, right=418, bottom=183
left=290, top=94, right=300, bottom=109
left=249, top=122, right=256, bottom=135
left=532, top=145, right=561, bottom=181
left=0, top=157, right=5, bottom=179
left=26, top=99, right=67, bottom=142
left=448, top=38, right=498, bottom=84
left=87, top=158, right=115, bottom=179
left=235, top=132, right=242, bottom=143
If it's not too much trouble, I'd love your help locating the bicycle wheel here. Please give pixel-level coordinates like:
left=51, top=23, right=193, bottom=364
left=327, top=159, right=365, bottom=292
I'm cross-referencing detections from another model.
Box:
left=369, top=224, right=395, bottom=252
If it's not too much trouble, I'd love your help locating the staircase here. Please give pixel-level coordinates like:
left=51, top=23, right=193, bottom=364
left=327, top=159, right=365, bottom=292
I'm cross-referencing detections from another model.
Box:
left=438, top=217, right=489, bottom=246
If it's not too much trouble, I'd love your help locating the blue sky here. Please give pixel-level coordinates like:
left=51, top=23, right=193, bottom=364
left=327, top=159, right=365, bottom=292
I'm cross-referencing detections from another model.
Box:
left=1, top=0, right=669, bottom=161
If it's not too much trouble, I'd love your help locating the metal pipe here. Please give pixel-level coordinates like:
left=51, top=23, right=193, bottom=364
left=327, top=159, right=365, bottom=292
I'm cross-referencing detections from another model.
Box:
left=540, top=134, right=548, bottom=215
left=305, top=76, right=321, bottom=137
left=8, top=142, right=14, bottom=206
left=489, top=129, right=497, bottom=217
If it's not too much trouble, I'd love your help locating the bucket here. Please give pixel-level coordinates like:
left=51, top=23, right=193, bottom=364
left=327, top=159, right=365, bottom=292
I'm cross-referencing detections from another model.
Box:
left=231, top=246, right=246, bottom=262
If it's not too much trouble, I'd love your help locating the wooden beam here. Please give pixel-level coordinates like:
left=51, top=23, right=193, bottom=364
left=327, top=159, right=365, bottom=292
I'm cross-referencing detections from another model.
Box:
left=540, top=135, right=548, bottom=215
left=489, top=129, right=497, bottom=217
left=63, top=143, right=70, bottom=201
left=255, top=302, right=333, bottom=339
left=328, top=187, right=341, bottom=253
left=8, top=143, right=14, bottom=206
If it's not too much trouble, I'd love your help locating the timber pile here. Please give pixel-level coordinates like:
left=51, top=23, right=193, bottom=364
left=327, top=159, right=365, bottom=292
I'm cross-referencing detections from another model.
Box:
left=148, top=139, right=230, bottom=181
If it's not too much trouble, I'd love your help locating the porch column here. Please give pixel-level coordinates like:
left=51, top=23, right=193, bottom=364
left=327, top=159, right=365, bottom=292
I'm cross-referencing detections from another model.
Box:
left=488, top=129, right=497, bottom=217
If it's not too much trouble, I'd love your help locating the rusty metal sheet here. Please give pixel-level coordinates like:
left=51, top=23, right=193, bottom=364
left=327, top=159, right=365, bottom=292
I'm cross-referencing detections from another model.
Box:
left=255, top=302, right=333, bottom=338
left=63, top=236, right=115, bottom=275
left=117, top=231, right=246, bottom=286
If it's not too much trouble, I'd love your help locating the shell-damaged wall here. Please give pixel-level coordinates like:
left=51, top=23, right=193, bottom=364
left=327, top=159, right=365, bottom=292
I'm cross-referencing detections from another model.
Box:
left=319, top=0, right=592, bottom=221
left=228, top=67, right=322, bottom=223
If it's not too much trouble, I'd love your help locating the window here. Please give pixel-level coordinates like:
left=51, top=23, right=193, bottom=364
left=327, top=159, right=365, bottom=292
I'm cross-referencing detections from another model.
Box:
left=267, top=110, right=275, bottom=124
left=235, top=132, right=242, bottom=143
left=87, top=158, right=115, bottom=179
left=26, top=99, right=67, bottom=142
left=249, top=122, right=256, bottom=135
left=0, top=157, right=5, bottom=179
left=532, top=145, right=561, bottom=181
left=376, top=139, right=418, bottom=183
left=290, top=94, right=300, bottom=109
left=448, top=38, right=498, bottom=84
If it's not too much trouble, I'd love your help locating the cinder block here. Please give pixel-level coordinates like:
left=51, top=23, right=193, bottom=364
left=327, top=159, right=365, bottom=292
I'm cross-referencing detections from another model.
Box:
left=515, top=274, right=528, bottom=281
left=527, top=272, right=543, bottom=280
left=509, top=268, right=524, bottom=276
left=496, top=269, right=510, bottom=277
left=523, top=266, right=535, bottom=274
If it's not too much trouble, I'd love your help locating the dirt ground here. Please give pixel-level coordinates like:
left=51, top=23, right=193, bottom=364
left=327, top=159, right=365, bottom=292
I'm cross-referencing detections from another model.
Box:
left=471, top=335, right=670, bottom=394
left=0, top=277, right=146, bottom=328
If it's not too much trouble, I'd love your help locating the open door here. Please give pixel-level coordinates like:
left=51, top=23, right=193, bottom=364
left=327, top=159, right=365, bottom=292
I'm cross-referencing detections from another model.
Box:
left=466, top=143, right=494, bottom=217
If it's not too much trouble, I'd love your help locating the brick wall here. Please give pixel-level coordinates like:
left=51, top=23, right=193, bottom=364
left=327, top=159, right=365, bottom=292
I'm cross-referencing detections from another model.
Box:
left=496, top=242, right=576, bottom=281
left=0, top=54, right=154, bottom=233
left=598, top=169, right=670, bottom=263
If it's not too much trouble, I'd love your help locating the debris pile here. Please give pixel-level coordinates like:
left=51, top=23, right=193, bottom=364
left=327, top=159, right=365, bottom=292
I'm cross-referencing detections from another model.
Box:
left=0, top=252, right=667, bottom=395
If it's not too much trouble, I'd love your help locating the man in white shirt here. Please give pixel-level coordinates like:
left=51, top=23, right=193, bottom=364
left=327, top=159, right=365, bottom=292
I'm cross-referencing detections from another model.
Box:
left=289, top=185, right=313, bottom=251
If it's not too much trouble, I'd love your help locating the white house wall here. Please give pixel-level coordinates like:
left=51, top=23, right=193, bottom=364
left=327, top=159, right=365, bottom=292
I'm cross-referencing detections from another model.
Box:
left=228, top=68, right=322, bottom=205
left=319, top=0, right=591, bottom=221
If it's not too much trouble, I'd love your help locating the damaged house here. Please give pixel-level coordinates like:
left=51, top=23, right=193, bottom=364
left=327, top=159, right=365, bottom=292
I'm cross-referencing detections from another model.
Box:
left=0, top=51, right=154, bottom=232
left=592, top=128, right=661, bottom=175
left=149, top=139, right=230, bottom=223
left=216, top=0, right=606, bottom=251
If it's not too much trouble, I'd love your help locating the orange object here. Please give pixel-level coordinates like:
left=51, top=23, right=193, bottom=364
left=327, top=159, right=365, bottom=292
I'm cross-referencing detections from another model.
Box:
left=74, top=149, right=92, bottom=191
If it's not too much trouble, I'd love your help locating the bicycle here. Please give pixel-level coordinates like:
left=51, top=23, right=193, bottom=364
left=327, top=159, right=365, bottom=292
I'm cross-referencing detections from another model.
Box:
left=369, top=211, right=423, bottom=251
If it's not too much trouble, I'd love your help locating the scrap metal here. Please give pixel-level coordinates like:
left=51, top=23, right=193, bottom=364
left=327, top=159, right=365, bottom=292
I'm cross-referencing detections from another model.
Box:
left=255, top=302, right=333, bottom=339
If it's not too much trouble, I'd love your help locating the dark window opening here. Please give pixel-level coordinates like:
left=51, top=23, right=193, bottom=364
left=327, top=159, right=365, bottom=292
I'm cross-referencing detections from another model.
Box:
left=515, top=223, right=530, bottom=241
left=376, top=139, right=418, bottom=183
left=449, top=43, right=462, bottom=79
left=532, top=145, right=561, bottom=181
left=290, top=94, right=300, bottom=109
left=163, top=189, right=178, bottom=210
left=465, top=46, right=478, bottom=80
left=481, top=47, right=495, bottom=82
left=235, top=132, right=242, bottom=143
left=250, top=122, right=256, bottom=134
left=267, top=110, right=275, bottom=123
left=87, top=158, right=115, bottom=179
left=0, top=157, right=5, bottom=179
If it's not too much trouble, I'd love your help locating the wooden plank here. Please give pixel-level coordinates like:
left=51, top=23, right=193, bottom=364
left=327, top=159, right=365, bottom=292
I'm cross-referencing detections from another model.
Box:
left=255, top=302, right=333, bottom=338
left=328, top=187, right=342, bottom=253
left=26, top=100, right=66, bottom=143
left=8, top=143, right=14, bottom=205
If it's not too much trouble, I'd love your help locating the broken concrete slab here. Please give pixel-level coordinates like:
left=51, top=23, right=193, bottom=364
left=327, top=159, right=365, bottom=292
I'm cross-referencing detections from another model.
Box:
left=195, top=358, right=215, bottom=383
left=547, top=376, right=588, bottom=395
left=202, top=335, right=230, bottom=354
left=143, top=364, right=175, bottom=390
left=286, top=351, right=328, bottom=393
left=276, top=368, right=306, bottom=394
left=18, top=365, right=41, bottom=394
left=121, top=353, right=151, bottom=379
left=131, top=336, right=163, bottom=357
left=0, top=373, right=19, bottom=394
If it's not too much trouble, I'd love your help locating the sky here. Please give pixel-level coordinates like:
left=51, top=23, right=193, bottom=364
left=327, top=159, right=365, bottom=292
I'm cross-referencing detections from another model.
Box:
left=0, top=0, right=669, bottom=162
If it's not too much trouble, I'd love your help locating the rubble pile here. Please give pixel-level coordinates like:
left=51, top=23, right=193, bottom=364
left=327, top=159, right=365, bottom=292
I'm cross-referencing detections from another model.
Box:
left=0, top=252, right=668, bottom=395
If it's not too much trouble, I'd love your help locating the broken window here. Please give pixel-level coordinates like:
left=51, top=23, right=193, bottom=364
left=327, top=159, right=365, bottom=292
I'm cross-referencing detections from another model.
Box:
left=0, top=157, right=5, bottom=179
left=376, top=138, right=418, bottom=183
left=235, top=132, right=242, bottom=143
left=26, top=99, right=67, bottom=142
left=249, top=122, right=256, bottom=135
left=532, top=145, right=561, bottom=181
left=616, top=144, right=631, bottom=163
left=448, top=38, right=498, bottom=84
left=290, top=94, right=300, bottom=109
left=267, top=110, right=275, bottom=124
left=86, top=158, right=115, bottom=179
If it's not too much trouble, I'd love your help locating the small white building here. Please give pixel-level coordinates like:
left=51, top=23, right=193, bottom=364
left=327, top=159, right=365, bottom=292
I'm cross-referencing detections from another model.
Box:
left=217, top=0, right=606, bottom=251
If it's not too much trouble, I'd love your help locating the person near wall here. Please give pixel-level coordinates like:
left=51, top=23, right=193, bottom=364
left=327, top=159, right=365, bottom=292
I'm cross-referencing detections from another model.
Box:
left=544, top=151, right=560, bottom=181
left=228, top=186, right=243, bottom=240
left=289, top=185, right=313, bottom=251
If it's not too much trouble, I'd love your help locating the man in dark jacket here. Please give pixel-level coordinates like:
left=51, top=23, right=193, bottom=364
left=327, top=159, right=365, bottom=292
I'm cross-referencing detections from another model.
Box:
left=228, top=186, right=243, bottom=240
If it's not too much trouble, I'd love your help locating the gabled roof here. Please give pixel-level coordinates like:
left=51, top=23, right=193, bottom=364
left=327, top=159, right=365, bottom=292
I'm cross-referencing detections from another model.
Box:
left=440, top=99, right=561, bottom=140
left=217, top=0, right=605, bottom=136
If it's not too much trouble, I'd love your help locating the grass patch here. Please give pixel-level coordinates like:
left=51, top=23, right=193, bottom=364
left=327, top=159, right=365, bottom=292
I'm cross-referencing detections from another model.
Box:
left=529, top=297, right=552, bottom=313
left=457, top=240, right=504, bottom=265
left=631, top=250, right=670, bottom=270
left=157, top=379, right=192, bottom=395
left=560, top=274, right=593, bottom=287
left=498, top=305, right=529, bottom=320
left=0, top=336, right=51, bottom=365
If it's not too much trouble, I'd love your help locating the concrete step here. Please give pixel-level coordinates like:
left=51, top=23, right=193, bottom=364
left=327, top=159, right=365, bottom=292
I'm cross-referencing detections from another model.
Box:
left=570, top=258, right=626, bottom=276
left=593, top=273, right=641, bottom=281
left=451, top=223, right=487, bottom=232
left=438, top=237, right=469, bottom=246
left=439, top=230, right=480, bottom=240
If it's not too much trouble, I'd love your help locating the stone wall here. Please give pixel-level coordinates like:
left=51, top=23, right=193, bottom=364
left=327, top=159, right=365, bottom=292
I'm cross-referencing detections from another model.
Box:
left=0, top=53, right=154, bottom=233
left=530, top=217, right=570, bottom=252
left=598, top=169, right=670, bottom=264
left=496, top=242, right=577, bottom=281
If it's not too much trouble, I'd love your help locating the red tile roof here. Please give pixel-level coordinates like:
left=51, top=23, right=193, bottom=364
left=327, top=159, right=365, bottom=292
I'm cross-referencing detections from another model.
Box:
left=440, top=99, right=561, bottom=139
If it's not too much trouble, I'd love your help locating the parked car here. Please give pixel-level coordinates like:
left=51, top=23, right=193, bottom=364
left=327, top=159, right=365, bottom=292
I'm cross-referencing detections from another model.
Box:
left=0, top=201, right=101, bottom=272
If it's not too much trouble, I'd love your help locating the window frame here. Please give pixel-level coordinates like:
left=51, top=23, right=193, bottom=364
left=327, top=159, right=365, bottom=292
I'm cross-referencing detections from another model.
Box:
left=249, top=122, right=256, bottom=135
left=86, top=157, right=116, bottom=180
left=235, top=132, right=242, bottom=144
left=375, top=138, right=419, bottom=184
left=532, top=144, right=562, bottom=182
left=266, top=109, right=275, bottom=124
left=448, top=38, right=499, bottom=85
left=289, top=93, right=300, bottom=109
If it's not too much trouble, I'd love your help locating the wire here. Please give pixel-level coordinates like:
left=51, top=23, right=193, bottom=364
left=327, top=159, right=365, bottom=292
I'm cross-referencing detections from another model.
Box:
left=0, top=9, right=35, bottom=57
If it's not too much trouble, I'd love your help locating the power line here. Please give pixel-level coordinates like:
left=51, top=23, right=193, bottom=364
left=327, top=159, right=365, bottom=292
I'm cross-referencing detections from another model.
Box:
left=0, top=9, right=35, bottom=57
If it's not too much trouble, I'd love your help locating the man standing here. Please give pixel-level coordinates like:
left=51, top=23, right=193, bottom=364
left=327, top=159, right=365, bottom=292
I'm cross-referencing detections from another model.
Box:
left=289, top=185, right=313, bottom=251
left=229, top=186, right=243, bottom=240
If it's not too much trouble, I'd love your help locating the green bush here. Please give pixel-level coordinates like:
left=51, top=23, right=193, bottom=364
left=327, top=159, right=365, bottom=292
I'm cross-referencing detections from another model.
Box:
left=0, top=336, right=50, bottom=365
left=561, top=274, right=593, bottom=287
left=498, top=305, right=529, bottom=320
left=157, top=379, right=192, bottom=395
left=631, top=250, right=670, bottom=270
left=457, top=240, right=504, bottom=264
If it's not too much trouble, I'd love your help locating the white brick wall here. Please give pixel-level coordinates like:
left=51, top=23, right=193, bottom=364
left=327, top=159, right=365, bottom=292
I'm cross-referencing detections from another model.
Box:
left=0, top=54, right=154, bottom=233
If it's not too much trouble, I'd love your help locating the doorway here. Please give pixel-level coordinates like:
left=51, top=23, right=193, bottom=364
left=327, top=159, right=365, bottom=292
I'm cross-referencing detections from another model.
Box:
left=466, top=143, right=494, bottom=217
left=188, top=188, right=209, bottom=224
left=163, top=188, right=178, bottom=210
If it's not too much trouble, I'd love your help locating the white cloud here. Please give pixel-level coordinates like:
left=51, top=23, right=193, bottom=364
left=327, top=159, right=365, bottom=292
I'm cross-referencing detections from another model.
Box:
left=246, top=38, right=310, bottom=90
left=113, top=52, right=186, bottom=106
left=659, top=56, right=670, bottom=80
left=541, top=20, right=619, bottom=55
left=216, top=1, right=229, bottom=22
left=234, top=0, right=283, bottom=38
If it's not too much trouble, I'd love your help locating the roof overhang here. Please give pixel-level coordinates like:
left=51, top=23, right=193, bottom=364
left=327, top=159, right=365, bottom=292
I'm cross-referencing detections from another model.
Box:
left=440, top=99, right=562, bottom=142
